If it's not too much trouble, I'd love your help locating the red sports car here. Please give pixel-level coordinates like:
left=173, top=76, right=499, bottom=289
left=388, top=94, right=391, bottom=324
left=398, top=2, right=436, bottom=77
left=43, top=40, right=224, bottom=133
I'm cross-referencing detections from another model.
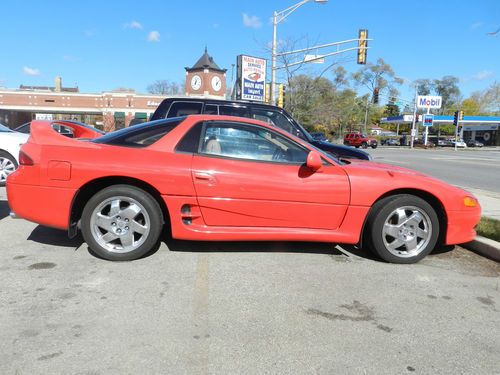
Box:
left=7, top=115, right=481, bottom=263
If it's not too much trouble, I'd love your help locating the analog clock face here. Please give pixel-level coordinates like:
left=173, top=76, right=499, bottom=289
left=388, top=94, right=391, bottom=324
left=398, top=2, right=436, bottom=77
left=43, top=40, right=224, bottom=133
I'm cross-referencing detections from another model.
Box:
left=211, top=76, right=222, bottom=92
left=190, top=75, right=202, bottom=91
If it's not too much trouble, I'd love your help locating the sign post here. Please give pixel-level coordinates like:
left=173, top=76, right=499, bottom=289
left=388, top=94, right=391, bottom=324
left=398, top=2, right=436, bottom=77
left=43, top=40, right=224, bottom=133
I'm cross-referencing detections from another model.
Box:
left=422, top=113, right=434, bottom=145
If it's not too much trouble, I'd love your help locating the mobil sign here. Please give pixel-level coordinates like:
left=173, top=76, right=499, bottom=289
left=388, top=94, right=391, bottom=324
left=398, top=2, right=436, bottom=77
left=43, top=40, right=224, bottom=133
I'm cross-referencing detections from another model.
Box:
left=417, top=95, right=442, bottom=109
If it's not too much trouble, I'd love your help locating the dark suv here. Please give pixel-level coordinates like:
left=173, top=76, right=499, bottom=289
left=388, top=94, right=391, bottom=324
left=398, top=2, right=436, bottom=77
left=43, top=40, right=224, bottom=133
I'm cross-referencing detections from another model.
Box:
left=150, top=98, right=371, bottom=161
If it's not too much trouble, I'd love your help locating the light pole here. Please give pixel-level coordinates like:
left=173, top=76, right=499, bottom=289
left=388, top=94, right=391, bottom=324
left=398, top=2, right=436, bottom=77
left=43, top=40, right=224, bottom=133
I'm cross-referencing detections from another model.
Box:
left=271, top=0, right=328, bottom=105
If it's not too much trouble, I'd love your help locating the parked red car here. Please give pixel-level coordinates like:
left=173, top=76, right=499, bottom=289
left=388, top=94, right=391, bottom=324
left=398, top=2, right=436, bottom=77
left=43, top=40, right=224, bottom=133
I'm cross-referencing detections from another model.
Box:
left=7, top=116, right=480, bottom=263
left=344, top=132, right=378, bottom=149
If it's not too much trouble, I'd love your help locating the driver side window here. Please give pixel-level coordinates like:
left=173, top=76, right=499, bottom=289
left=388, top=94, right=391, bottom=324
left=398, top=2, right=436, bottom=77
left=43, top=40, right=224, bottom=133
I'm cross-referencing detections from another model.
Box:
left=201, top=122, right=308, bottom=164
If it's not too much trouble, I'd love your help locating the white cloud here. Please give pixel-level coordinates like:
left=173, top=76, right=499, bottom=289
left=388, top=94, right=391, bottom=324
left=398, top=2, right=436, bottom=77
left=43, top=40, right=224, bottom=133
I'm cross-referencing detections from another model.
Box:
left=472, top=70, right=494, bottom=81
left=84, top=29, right=96, bottom=37
left=125, top=20, right=143, bottom=29
left=470, top=21, right=483, bottom=30
left=147, top=31, right=160, bottom=42
left=63, top=55, right=81, bottom=62
left=23, top=66, right=41, bottom=76
left=243, top=13, right=262, bottom=29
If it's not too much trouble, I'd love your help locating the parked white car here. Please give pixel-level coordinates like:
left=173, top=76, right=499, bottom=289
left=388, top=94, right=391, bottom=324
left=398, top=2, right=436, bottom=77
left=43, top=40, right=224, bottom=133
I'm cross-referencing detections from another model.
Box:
left=0, top=124, right=29, bottom=186
left=452, top=139, right=467, bottom=148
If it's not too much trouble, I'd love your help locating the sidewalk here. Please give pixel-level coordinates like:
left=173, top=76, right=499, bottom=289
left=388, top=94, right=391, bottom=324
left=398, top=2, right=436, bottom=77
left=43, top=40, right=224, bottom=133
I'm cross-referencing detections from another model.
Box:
left=462, top=187, right=500, bottom=220
left=461, top=187, right=500, bottom=261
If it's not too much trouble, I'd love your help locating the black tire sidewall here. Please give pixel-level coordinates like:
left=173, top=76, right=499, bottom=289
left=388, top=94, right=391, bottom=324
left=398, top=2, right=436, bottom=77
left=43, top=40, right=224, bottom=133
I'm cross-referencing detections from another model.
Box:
left=367, top=195, right=439, bottom=264
left=81, top=185, right=163, bottom=261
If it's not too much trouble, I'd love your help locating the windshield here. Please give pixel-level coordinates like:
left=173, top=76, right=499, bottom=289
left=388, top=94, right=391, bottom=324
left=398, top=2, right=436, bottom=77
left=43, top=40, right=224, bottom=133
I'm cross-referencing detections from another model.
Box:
left=0, top=124, right=13, bottom=132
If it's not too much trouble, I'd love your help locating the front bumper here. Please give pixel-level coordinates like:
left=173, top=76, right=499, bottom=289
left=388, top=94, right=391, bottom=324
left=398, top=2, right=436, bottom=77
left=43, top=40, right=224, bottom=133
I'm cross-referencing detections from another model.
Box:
left=445, top=206, right=482, bottom=245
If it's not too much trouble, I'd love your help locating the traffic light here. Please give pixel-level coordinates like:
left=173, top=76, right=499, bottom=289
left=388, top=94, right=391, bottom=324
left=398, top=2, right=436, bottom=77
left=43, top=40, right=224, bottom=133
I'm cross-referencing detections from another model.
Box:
left=357, top=29, right=368, bottom=65
left=453, top=111, right=459, bottom=126
left=372, top=87, right=379, bottom=104
left=458, top=110, right=464, bottom=121
left=415, top=114, right=420, bottom=123
left=265, top=83, right=270, bottom=104
left=277, top=84, right=285, bottom=108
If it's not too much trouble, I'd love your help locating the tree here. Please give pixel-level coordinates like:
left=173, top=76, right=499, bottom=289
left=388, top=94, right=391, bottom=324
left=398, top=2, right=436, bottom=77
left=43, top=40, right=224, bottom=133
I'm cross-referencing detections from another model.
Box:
left=147, top=80, right=183, bottom=95
left=471, top=81, right=500, bottom=115
left=433, top=76, right=461, bottom=115
left=351, top=58, right=403, bottom=102
left=413, top=78, right=433, bottom=96
left=461, top=97, right=481, bottom=116
left=384, top=103, right=400, bottom=117
left=332, top=66, right=349, bottom=89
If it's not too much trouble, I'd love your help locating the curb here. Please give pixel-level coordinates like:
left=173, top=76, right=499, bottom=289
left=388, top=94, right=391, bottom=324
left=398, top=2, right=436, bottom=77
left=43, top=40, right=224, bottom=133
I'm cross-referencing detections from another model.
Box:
left=462, top=236, right=500, bottom=262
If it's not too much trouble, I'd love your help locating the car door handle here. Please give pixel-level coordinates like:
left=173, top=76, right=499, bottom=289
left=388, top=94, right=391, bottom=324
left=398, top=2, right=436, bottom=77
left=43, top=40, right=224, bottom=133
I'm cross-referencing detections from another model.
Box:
left=193, top=172, right=217, bottom=185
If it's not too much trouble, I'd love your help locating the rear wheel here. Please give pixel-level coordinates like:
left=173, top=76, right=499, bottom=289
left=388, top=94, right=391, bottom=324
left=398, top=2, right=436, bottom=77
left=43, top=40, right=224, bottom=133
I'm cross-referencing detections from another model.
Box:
left=0, top=151, right=17, bottom=187
left=371, top=144, right=378, bottom=149
left=361, top=142, right=368, bottom=149
left=81, top=185, right=163, bottom=261
left=365, top=194, right=439, bottom=264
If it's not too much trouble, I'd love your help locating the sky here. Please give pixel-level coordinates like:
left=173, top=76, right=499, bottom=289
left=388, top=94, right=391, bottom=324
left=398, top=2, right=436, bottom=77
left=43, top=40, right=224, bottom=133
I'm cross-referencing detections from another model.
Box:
left=0, top=0, right=498, bottom=105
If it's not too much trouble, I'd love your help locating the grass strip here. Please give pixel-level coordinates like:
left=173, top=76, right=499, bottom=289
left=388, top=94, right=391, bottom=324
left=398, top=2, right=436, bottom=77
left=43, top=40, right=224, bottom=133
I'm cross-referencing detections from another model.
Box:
left=476, top=217, right=500, bottom=242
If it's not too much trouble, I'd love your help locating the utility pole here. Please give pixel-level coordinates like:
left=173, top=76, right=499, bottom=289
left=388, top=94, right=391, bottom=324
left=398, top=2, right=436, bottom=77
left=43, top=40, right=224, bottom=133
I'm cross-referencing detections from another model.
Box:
left=410, top=88, right=418, bottom=148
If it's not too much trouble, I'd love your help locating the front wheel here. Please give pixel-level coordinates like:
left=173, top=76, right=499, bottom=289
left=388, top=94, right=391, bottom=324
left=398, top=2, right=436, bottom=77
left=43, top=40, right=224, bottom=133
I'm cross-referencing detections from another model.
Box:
left=361, top=142, right=368, bottom=149
left=0, top=151, right=18, bottom=187
left=81, top=185, right=163, bottom=261
left=365, top=195, right=439, bottom=264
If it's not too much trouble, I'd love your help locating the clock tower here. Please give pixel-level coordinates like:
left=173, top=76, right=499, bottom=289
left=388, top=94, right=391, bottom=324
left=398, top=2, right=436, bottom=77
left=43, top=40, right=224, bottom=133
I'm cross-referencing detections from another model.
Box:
left=185, top=48, right=227, bottom=98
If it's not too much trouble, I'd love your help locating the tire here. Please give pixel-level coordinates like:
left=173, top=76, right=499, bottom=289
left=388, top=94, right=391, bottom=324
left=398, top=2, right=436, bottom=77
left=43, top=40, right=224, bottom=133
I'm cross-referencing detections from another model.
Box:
left=355, top=145, right=359, bottom=148
left=365, top=194, right=439, bottom=264
left=81, top=185, right=163, bottom=261
left=371, top=144, right=378, bottom=149
left=361, top=142, right=368, bottom=149
left=0, top=151, right=18, bottom=187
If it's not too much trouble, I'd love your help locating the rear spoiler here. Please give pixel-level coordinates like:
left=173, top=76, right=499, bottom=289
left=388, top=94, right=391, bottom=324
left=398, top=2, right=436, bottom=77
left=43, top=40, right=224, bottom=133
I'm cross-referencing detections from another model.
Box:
left=29, top=121, right=102, bottom=146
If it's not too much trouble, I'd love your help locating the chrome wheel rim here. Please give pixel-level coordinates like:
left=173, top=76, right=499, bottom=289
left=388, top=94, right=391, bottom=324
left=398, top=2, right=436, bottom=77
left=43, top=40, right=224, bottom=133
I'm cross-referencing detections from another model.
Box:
left=0, top=156, right=16, bottom=183
left=90, top=196, right=151, bottom=254
left=382, top=205, right=432, bottom=258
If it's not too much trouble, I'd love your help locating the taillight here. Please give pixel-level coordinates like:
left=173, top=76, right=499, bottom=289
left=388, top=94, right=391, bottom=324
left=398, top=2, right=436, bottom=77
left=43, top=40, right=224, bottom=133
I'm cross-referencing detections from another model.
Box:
left=19, top=151, right=34, bottom=166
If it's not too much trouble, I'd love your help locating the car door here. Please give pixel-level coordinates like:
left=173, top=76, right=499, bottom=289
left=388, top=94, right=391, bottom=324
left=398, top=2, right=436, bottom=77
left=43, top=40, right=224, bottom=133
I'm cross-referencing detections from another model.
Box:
left=190, top=120, right=350, bottom=230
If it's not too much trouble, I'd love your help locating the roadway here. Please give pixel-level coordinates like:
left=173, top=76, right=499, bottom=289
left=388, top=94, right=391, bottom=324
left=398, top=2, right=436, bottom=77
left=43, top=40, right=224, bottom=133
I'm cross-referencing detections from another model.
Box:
left=366, top=147, right=500, bottom=193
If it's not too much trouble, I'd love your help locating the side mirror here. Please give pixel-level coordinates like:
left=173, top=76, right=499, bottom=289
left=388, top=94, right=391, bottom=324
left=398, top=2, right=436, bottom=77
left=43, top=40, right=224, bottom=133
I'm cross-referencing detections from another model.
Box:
left=306, top=151, right=323, bottom=171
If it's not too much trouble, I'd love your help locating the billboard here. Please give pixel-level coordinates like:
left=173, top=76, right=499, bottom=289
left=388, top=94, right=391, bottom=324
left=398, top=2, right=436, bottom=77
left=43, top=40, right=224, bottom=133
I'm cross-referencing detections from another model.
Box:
left=237, top=55, right=267, bottom=101
left=417, top=95, right=442, bottom=109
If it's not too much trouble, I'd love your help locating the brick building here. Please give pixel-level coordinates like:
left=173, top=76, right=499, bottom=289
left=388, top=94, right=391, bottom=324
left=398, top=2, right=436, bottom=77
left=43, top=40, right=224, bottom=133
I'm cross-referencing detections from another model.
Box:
left=0, top=76, right=164, bottom=131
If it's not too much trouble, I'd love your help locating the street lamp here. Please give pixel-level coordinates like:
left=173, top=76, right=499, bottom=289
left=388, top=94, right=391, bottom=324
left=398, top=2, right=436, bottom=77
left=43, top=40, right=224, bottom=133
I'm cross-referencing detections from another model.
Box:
left=271, top=0, right=328, bottom=105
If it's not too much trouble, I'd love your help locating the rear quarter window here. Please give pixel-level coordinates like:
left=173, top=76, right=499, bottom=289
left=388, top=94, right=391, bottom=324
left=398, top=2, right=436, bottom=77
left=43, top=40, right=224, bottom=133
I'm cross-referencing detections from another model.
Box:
left=92, top=119, right=182, bottom=148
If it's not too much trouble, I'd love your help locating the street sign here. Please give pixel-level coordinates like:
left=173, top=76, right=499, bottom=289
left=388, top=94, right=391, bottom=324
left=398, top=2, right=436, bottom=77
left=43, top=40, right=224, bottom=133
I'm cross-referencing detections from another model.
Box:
left=423, top=114, right=434, bottom=127
left=417, top=95, right=442, bottom=109
left=304, top=54, right=325, bottom=64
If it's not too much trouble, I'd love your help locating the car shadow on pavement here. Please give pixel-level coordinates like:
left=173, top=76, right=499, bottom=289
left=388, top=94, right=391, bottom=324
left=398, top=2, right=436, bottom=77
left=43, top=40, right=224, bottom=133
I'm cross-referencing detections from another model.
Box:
left=165, top=239, right=377, bottom=260
left=28, top=225, right=84, bottom=248
left=0, top=200, right=9, bottom=221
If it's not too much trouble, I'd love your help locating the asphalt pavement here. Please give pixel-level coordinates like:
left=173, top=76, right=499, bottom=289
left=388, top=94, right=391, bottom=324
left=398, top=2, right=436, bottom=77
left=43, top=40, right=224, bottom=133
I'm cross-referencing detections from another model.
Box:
left=1, top=176, right=500, bottom=374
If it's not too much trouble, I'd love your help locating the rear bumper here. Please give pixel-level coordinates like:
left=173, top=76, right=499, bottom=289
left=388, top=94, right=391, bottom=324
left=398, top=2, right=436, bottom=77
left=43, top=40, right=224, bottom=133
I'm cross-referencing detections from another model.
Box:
left=7, top=182, right=76, bottom=230
left=445, top=207, right=482, bottom=245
